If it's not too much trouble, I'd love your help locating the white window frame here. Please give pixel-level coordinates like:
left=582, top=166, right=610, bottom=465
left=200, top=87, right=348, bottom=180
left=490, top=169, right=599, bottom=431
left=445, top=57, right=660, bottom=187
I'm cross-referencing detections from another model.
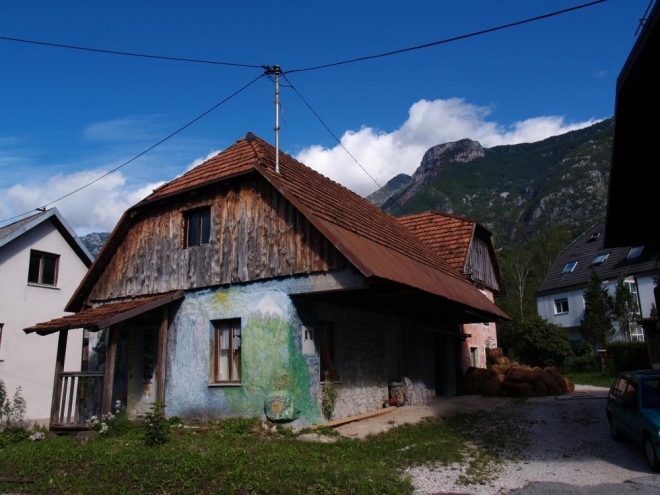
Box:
left=554, top=298, right=569, bottom=315
left=562, top=261, right=578, bottom=274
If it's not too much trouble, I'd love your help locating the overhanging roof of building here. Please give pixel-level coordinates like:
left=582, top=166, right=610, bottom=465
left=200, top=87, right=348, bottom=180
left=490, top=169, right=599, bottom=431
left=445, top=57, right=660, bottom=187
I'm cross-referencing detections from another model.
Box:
left=0, top=208, right=93, bottom=266
left=537, top=222, right=660, bottom=296
left=65, top=133, right=509, bottom=321
left=605, top=1, right=660, bottom=247
left=24, top=291, right=184, bottom=335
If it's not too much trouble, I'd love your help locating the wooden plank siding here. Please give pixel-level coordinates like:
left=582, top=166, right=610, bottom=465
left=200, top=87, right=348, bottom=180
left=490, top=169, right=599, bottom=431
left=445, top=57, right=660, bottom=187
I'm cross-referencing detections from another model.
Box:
left=465, top=234, right=500, bottom=293
left=88, top=176, right=347, bottom=300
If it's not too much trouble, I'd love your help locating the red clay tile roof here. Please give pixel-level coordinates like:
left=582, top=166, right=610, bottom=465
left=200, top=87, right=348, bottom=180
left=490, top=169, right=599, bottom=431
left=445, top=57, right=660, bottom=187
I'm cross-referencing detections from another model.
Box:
left=397, top=212, right=476, bottom=273
left=69, top=133, right=508, bottom=321
left=25, top=291, right=184, bottom=335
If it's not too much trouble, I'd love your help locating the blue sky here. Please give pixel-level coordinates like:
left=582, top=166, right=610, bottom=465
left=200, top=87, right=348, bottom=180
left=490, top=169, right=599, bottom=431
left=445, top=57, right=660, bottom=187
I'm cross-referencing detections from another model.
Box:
left=0, top=0, right=650, bottom=234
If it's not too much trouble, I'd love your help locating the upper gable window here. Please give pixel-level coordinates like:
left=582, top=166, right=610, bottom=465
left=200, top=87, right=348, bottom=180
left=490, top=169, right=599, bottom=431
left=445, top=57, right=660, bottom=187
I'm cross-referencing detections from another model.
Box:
left=554, top=298, right=569, bottom=315
left=627, top=246, right=644, bottom=259
left=562, top=261, right=578, bottom=274
left=28, top=250, right=59, bottom=286
left=592, top=254, right=609, bottom=266
left=184, top=207, right=211, bottom=248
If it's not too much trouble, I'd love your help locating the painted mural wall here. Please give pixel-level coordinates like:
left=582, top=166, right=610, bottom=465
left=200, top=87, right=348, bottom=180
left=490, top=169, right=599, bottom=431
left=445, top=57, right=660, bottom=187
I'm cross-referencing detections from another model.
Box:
left=165, top=277, right=320, bottom=426
left=162, top=274, right=450, bottom=425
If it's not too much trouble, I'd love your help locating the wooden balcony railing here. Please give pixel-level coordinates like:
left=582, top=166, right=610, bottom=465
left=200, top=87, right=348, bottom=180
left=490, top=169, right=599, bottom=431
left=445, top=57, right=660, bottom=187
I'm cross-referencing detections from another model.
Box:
left=52, top=371, right=104, bottom=429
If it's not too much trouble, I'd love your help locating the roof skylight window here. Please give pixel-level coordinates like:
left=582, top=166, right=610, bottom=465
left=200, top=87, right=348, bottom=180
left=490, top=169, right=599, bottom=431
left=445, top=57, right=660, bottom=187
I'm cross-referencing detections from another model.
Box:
left=588, top=232, right=601, bottom=242
left=562, top=261, right=578, bottom=274
left=592, top=254, right=609, bottom=265
left=627, top=246, right=644, bottom=259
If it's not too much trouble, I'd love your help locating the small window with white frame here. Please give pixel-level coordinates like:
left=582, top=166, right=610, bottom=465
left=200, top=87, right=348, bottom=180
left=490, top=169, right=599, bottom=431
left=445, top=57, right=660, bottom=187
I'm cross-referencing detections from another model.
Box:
left=28, top=250, right=59, bottom=286
left=554, top=298, right=569, bottom=315
left=627, top=246, right=644, bottom=259
left=562, top=261, right=578, bottom=274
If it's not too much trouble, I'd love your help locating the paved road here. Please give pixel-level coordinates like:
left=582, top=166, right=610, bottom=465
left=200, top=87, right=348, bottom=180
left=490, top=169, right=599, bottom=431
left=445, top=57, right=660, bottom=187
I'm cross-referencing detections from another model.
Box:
left=509, top=475, right=660, bottom=494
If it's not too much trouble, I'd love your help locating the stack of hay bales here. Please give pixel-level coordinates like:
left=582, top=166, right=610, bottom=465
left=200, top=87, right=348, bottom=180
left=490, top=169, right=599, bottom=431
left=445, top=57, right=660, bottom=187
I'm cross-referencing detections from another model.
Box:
left=460, top=348, right=575, bottom=398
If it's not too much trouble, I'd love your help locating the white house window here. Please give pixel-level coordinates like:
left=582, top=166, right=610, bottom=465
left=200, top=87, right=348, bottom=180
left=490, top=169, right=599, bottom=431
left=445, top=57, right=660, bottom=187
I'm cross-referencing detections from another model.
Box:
left=554, top=298, right=569, bottom=315
left=631, top=326, right=645, bottom=342
left=28, top=250, right=59, bottom=286
left=562, top=261, right=578, bottom=273
left=470, top=347, right=478, bottom=367
left=592, top=254, right=609, bottom=266
left=627, top=246, right=644, bottom=259
left=184, top=207, right=211, bottom=248
left=210, top=319, right=241, bottom=384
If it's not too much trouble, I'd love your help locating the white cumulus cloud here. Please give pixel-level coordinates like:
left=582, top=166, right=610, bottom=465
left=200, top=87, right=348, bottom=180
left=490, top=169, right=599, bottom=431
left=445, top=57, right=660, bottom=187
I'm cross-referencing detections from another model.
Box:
left=295, top=98, right=600, bottom=196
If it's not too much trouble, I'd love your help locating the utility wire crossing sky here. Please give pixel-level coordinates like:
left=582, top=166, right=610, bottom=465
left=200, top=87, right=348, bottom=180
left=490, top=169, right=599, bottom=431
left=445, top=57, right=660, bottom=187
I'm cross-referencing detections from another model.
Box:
left=0, top=0, right=651, bottom=234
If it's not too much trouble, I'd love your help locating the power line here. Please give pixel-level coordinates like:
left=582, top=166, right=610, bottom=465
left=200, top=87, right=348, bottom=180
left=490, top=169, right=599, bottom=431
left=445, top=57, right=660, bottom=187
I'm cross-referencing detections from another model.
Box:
left=635, top=0, right=656, bottom=35
left=281, top=73, right=408, bottom=216
left=0, top=73, right=265, bottom=226
left=286, top=0, right=608, bottom=74
left=0, top=35, right=264, bottom=69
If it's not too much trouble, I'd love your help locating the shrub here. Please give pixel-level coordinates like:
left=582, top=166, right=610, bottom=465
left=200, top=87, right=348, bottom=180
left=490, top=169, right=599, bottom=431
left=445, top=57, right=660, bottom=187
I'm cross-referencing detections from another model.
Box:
left=140, top=401, right=170, bottom=446
left=605, top=341, right=650, bottom=372
left=516, top=315, right=573, bottom=368
left=0, top=379, right=26, bottom=432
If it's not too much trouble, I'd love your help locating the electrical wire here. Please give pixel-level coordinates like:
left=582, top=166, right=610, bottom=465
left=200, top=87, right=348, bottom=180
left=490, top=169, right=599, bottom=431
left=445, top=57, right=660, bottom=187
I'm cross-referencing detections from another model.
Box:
left=281, top=73, right=407, bottom=216
left=0, top=73, right=265, bottom=226
left=635, top=0, right=656, bottom=35
left=286, top=0, right=608, bottom=74
left=0, top=35, right=264, bottom=69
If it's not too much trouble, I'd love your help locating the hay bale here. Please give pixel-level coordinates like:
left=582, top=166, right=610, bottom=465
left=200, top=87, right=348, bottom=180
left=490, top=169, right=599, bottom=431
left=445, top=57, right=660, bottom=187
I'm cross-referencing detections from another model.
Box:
left=491, top=363, right=511, bottom=376
left=505, top=367, right=535, bottom=384
left=539, top=370, right=563, bottom=395
left=460, top=367, right=501, bottom=396
left=494, top=356, right=511, bottom=366
left=544, top=367, right=568, bottom=395
left=488, top=347, right=503, bottom=360
left=564, top=378, right=575, bottom=393
left=500, top=380, right=535, bottom=398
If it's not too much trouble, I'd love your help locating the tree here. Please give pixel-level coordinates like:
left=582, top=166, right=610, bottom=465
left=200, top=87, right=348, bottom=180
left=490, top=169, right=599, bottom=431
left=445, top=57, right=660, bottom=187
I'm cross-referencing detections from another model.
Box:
left=502, top=315, right=572, bottom=367
left=613, top=274, right=639, bottom=342
left=580, top=268, right=614, bottom=347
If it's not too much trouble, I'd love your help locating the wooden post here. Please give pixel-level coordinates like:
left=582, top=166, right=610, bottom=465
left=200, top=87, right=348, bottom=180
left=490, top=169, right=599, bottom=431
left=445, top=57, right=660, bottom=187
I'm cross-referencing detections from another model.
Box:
left=50, top=329, right=68, bottom=427
left=101, top=325, right=120, bottom=415
left=156, top=306, right=169, bottom=405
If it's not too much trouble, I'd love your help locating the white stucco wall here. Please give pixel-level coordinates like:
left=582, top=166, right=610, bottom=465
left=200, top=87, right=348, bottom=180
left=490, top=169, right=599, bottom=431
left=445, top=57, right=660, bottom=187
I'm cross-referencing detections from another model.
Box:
left=537, top=275, right=655, bottom=344
left=0, top=220, right=88, bottom=424
left=537, top=288, right=586, bottom=329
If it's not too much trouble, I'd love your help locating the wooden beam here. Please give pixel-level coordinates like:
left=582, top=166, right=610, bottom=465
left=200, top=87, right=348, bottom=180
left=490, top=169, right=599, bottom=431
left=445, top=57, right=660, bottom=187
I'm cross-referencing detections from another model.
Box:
left=50, top=329, right=68, bottom=427
left=156, top=305, right=169, bottom=404
left=307, top=406, right=397, bottom=430
left=101, top=325, right=120, bottom=415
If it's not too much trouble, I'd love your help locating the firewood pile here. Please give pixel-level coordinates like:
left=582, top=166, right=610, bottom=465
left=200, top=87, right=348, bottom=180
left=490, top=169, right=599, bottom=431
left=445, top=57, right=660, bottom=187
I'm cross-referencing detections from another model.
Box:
left=460, top=348, right=575, bottom=398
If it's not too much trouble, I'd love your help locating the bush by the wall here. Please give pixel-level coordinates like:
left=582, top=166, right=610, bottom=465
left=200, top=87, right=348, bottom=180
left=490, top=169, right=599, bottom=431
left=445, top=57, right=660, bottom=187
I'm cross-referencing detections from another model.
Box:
left=605, top=341, right=650, bottom=372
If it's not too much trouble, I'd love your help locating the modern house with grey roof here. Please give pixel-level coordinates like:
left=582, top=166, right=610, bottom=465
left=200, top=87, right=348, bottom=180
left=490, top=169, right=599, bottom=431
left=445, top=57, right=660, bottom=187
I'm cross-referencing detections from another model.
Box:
left=0, top=208, right=93, bottom=423
left=537, top=223, right=660, bottom=348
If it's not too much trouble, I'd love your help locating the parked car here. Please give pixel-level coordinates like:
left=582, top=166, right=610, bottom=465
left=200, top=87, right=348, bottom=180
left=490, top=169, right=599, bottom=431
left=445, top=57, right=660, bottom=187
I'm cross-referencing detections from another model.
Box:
left=606, top=370, right=660, bottom=471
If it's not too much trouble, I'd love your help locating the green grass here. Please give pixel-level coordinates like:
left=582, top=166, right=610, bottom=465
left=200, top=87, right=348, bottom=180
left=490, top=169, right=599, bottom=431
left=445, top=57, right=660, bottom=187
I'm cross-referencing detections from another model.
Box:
left=0, top=413, right=518, bottom=495
left=564, top=371, right=616, bottom=388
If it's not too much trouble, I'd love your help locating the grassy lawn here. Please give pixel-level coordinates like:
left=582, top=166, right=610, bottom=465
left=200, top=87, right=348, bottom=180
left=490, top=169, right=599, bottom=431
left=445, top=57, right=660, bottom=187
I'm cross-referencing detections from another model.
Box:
left=564, top=371, right=616, bottom=388
left=0, top=412, right=518, bottom=495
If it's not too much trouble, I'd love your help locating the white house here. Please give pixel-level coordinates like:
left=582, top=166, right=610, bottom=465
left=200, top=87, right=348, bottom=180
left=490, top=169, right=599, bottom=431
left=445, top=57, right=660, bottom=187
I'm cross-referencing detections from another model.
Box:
left=0, top=208, right=92, bottom=424
left=537, top=222, right=660, bottom=349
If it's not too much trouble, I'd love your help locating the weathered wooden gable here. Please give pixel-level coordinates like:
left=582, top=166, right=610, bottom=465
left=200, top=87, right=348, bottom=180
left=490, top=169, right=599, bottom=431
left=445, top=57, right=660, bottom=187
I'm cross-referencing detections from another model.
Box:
left=465, top=232, right=500, bottom=293
left=89, top=175, right=346, bottom=300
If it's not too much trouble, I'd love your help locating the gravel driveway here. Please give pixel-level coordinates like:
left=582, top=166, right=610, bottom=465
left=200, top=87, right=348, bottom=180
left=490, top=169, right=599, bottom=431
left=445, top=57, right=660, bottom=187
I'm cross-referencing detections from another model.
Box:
left=408, top=385, right=660, bottom=494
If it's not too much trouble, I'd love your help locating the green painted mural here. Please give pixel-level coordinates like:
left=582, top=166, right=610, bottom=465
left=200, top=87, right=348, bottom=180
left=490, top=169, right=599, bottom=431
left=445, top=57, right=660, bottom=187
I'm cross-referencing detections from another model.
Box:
left=166, top=283, right=320, bottom=425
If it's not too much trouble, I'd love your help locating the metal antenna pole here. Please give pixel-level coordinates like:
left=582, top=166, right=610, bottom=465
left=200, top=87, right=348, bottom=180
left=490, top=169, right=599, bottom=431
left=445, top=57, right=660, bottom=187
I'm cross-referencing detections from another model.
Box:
left=264, top=65, right=283, bottom=174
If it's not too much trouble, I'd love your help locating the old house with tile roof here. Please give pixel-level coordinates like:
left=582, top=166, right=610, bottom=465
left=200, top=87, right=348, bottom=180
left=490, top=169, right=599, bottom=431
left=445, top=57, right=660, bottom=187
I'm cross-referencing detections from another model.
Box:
left=0, top=208, right=92, bottom=424
left=537, top=222, right=660, bottom=349
left=398, top=212, right=502, bottom=372
left=26, top=133, right=508, bottom=431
